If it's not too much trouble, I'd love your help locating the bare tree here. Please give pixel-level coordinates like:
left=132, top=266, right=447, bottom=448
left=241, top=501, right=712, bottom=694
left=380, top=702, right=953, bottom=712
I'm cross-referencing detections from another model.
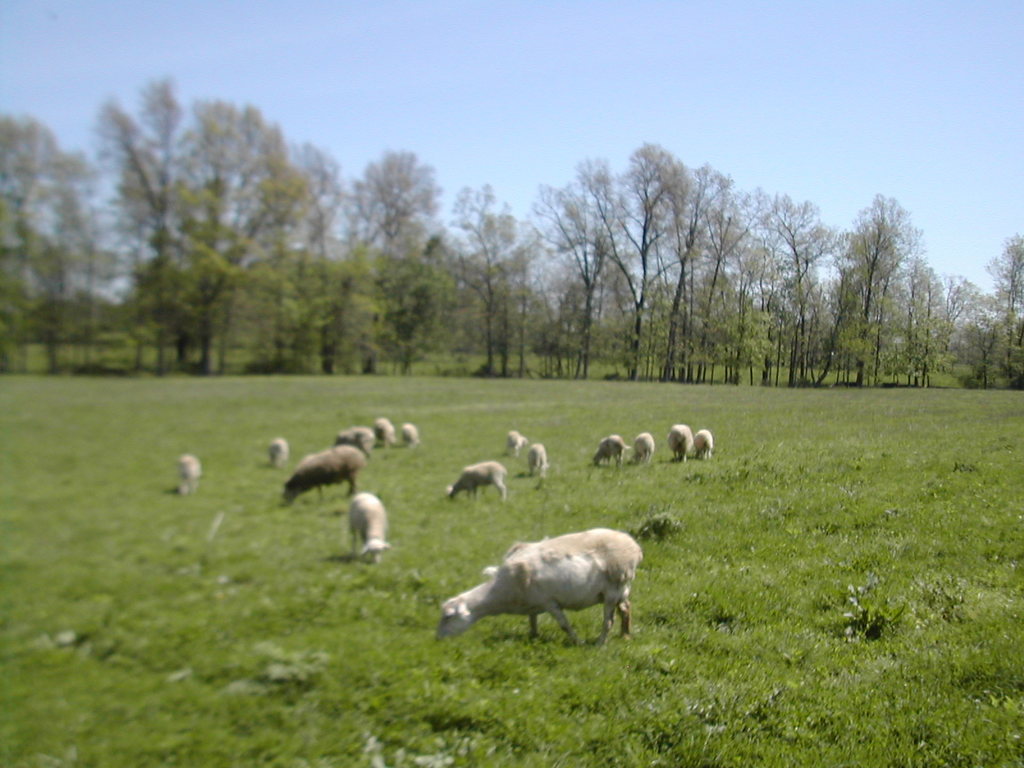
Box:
left=453, top=185, right=531, bottom=376
left=588, top=145, right=678, bottom=380
left=662, top=165, right=727, bottom=381
left=534, top=166, right=608, bottom=378
left=347, top=150, right=440, bottom=257
left=695, top=184, right=747, bottom=383
left=758, top=192, right=836, bottom=386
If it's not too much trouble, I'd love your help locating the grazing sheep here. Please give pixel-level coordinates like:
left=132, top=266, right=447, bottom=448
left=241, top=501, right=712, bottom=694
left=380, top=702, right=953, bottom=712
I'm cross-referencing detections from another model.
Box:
left=693, top=428, right=714, bottom=459
left=177, top=454, right=201, bottom=495
left=446, top=461, right=508, bottom=500
left=592, top=434, right=627, bottom=466
left=373, top=418, right=396, bottom=448
left=283, top=445, right=366, bottom=503
left=632, top=432, right=655, bottom=464
left=527, top=443, right=549, bottom=478
left=506, top=430, right=528, bottom=457
left=667, top=424, right=695, bottom=462
left=401, top=422, right=420, bottom=448
left=334, top=426, right=375, bottom=456
left=437, top=528, right=643, bottom=645
left=348, top=492, right=390, bottom=563
left=268, top=437, right=289, bottom=468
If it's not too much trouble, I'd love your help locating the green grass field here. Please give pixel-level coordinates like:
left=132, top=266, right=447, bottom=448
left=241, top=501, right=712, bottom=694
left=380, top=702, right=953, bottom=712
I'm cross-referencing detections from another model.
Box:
left=2, top=376, right=1022, bottom=767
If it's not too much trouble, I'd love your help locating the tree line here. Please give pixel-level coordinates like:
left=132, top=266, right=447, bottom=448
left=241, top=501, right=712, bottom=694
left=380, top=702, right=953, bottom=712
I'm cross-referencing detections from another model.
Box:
left=2, top=80, right=1022, bottom=387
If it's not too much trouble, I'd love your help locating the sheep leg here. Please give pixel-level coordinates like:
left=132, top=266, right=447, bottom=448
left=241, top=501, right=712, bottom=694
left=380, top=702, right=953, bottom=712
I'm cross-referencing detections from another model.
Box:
left=618, top=599, right=632, bottom=638
left=495, top=478, right=507, bottom=501
left=544, top=601, right=580, bottom=644
left=598, top=601, right=616, bottom=645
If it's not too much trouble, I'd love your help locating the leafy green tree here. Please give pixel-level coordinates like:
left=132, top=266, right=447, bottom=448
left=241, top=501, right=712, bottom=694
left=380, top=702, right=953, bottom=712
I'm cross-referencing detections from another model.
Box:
left=98, top=79, right=185, bottom=372
left=988, top=234, right=1024, bottom=388
left=842, top=196, right=920, bottom=385
left=0, top=115, right=105, bottom=372
left=178, top=100, right=307, bottom=374
left=376, top=237, right=454, bottom=374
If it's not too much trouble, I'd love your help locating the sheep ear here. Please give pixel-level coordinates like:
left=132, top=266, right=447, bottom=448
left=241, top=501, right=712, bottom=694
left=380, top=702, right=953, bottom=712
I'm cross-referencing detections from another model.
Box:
left=457, top=602, right=470, bottom=618
left=481, top=565, right=498, bottom=578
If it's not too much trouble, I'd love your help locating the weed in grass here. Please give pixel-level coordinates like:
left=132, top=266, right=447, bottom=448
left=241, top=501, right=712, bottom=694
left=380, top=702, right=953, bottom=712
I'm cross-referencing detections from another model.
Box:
left=841, top=574, right=905, bottom=641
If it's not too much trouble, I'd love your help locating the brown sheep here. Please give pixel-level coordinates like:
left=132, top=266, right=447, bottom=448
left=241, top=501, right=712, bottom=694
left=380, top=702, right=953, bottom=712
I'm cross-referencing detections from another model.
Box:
left=283, top=445, right=366, bottom=503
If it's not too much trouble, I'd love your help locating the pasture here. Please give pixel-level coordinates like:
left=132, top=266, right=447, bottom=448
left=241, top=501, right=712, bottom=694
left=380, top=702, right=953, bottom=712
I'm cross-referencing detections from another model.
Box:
left=1, top=376, right=1022, bottom=767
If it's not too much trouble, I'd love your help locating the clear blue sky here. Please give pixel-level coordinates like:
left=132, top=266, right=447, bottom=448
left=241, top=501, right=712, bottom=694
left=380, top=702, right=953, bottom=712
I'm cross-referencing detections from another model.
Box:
left=2, top=0, right=1021, bottom=291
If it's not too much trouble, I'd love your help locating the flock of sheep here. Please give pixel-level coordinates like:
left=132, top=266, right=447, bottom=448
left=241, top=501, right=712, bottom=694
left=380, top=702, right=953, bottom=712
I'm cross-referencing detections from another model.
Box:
left=174, top=419, right=714, bottom=645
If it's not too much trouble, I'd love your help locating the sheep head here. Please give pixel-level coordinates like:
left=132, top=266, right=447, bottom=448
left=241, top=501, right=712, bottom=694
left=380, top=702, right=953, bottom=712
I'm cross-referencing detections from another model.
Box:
left=436, top=598, right=474, bottom=638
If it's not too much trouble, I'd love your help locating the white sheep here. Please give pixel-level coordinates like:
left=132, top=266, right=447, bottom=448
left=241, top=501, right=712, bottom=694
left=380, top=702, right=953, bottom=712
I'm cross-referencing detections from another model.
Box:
left=527, top=443, right=549, bottom=478
left=632, top=432, right=655, bottom=464
left=268, top=437, right=289, bottom=468
left=693, top=428, right=714, bottom=459
left=446, top=461, right=508, bottom=501
left=506, top=430, right=528, bottom=457
left=334, top=426, right=375, bottom=456
left=667, top=424, right=695, bottom=462
left=373, top=418, right=396, bottom=448
left=592, top=434, right=627, bottom=466
left=437, top=528, right=643, bottom=644
left=401, top=422, right=420, bottom=448
left=348, top=492, right=390, bottom=563
left=177, top=454, right=201, bottom=495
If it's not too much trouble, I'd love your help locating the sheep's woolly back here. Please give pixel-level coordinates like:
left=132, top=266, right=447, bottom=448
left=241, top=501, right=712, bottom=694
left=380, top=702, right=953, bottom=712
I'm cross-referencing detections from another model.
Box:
left=527, top=443, right=549, bottom=476
left=284, top=445, right=366, bottom=500
left=504, top=528, right=643, bottom=586
left=633, top=433, right=655, bottom=462
left=693, top=429, right=714, bottom=459
left=349, top=492, right=389, bottom=560
left=269, top=437, right=289, bottom=467
left=668, top=424, right=695, bottom=459
left=448, top=460, right=508, bottom=499
left=373, top=418, right=396, bottom=447
left=506, top=430, right=528, bottom=456
left=401, top=422, right=420, bottom=448
left=593, top=435, right=626, bottom=464
left=335, top=426, right=375, bottom=456
left=177, top=454, right=201, bottom=494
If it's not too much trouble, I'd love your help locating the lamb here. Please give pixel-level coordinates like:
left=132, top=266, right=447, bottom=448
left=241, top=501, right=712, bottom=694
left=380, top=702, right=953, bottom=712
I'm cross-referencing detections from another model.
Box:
left=592, top=434, right=627, bottom=466
left=283, top=445, right=366, bottom=503
left=506, top=430, right=528, bottom=457
left=401, top=422, right=420, bottom=448
left=693, top=428, right=714, bottom=459
left=436, top=528, right=643, bottom=645
left=527, top=443, right=549, bottom=478
left=177, top=454, right=201, bottom=495
left=446, top=461, right=508, bottom=500
left=667, top=424, right=695, bottom=462
left=268, top=437, right=289, bottom=468
left=373, top=418, right=396, bottom=448
left=632, top=432, right=655, bottom=464
left=334, top=426, right=375, bottom=456
left=348, top=492, right=390, bottom=563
